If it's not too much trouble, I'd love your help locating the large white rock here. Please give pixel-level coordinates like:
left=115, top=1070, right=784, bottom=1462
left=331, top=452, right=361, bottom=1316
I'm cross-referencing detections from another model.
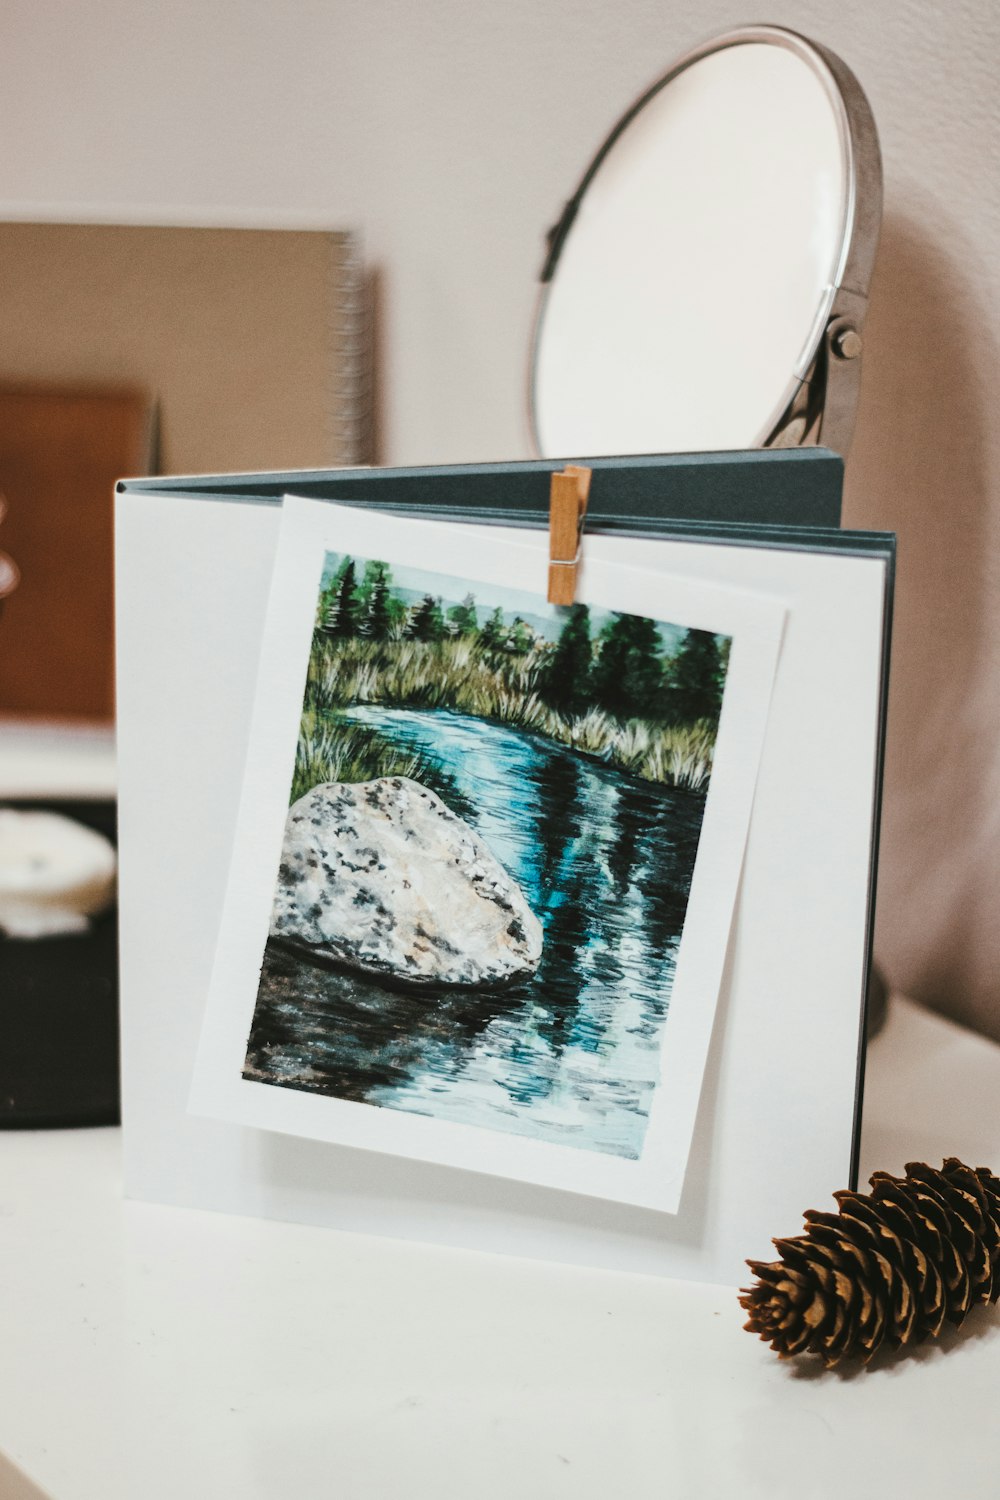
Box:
left=270, top=777, right=542, bottom=988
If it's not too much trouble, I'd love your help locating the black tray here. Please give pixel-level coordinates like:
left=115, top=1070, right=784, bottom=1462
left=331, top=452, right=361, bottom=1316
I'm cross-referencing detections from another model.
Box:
left=0, top=798, right=119, bottom=1128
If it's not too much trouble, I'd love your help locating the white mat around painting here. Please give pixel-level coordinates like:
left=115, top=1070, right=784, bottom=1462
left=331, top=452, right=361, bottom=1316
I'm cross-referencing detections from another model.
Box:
left=189, top=498, right=785, bottom=1216
left=116, top=492, right=887, bottom=1285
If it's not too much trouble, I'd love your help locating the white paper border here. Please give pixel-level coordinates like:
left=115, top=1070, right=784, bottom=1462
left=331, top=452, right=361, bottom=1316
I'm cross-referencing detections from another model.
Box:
left=190, top=497, right=787, bottom=1213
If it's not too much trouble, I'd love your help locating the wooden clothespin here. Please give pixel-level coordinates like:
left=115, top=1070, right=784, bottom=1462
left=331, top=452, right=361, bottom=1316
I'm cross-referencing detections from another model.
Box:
left=547, top=464, right=591, bottom=605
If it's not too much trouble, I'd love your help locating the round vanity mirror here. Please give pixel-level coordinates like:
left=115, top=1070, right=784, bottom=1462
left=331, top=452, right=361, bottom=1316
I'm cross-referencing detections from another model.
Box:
left=530, top=27, right=881, bottom=458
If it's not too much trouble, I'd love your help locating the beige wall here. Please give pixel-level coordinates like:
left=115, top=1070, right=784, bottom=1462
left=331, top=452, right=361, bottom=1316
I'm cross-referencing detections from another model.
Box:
left=3, top=1, right=999, bottom=1036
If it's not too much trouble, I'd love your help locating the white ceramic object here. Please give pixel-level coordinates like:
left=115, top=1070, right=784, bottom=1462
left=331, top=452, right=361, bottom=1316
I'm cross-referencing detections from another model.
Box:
left=0, top=808, right=116, bottom=939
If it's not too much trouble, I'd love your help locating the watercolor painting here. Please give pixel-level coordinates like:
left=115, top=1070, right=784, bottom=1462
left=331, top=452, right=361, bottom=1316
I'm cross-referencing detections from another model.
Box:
left=242, top=552, right=731, bottom=1161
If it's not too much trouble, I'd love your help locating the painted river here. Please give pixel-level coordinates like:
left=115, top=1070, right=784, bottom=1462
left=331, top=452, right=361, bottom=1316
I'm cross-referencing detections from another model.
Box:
left=245, top=707, right=706, bottom=1158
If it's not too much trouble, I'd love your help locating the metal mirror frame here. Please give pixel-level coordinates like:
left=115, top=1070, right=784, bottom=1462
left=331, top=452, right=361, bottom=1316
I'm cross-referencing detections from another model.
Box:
left=528, top=25, right=883, bottom=459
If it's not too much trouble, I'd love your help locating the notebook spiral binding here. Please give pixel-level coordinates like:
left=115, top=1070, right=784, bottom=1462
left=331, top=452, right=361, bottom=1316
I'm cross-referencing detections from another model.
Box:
left=330, top=231, right=375, bottom=468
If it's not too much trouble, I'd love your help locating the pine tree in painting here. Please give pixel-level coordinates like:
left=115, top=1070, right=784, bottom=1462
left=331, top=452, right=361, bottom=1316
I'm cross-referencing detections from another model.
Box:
left=406, top=594, right=446, bottom=642
left=591, top=613, right=664, bottom=719
left=543, top=604, right=592, bottom=713
left=478, top=605, right=507, bottom=653
left=316, top=555, right=347, bottom=630
left=626, top=617, right=667, bottom=706
left=447, top=593, right=478, bottom=637
left=323, top=559, right=361, bottom=639
left=664, top=629, right=724, bottom=724
left=360, top=562, right=393, bottom=640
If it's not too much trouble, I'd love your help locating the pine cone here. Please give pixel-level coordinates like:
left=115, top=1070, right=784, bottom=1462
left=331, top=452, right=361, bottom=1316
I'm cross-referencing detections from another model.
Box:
left=739, top=1157, right=1000, bottom=1366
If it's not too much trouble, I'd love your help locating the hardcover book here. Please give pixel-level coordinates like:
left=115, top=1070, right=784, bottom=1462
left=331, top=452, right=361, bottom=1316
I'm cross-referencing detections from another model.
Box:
left=115, top=449, right=893, bottom=1284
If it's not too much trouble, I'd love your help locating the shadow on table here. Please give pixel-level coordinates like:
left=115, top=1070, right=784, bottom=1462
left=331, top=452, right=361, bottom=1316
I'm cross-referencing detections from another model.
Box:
left=777, top=1299, right=1000, bottom=1383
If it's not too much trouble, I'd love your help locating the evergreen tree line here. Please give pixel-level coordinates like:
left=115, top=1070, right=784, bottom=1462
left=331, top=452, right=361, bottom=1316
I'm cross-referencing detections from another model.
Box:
left=321, top=558, right=532, bottom=650
left=543, top=603, right=725, bottom=725
left=319, top=558, right=726, bottom=726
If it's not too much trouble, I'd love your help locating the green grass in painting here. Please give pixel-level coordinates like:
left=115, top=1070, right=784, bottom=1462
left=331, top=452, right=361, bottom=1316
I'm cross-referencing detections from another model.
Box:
left=305, top=637, right=715, bottom=791
left=291, top=709, right=475, bottom=816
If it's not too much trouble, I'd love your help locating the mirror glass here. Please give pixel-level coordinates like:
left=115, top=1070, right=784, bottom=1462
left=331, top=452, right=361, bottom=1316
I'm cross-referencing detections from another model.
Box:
left=531, top=35, right=853, bottom=456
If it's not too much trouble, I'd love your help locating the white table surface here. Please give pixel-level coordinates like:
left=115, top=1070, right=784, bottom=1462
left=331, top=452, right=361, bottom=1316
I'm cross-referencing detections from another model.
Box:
left=2, top=993, right=1000, bottom=1500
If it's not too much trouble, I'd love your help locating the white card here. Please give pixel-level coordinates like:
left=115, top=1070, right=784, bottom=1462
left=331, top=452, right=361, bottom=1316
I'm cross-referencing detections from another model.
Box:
left=189, top=496, right=785, bottom=1213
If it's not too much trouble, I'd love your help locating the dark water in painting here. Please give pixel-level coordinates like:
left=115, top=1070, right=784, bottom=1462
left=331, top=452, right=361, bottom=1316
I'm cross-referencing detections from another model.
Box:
left=245, top=708, right=705, bottom=1158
